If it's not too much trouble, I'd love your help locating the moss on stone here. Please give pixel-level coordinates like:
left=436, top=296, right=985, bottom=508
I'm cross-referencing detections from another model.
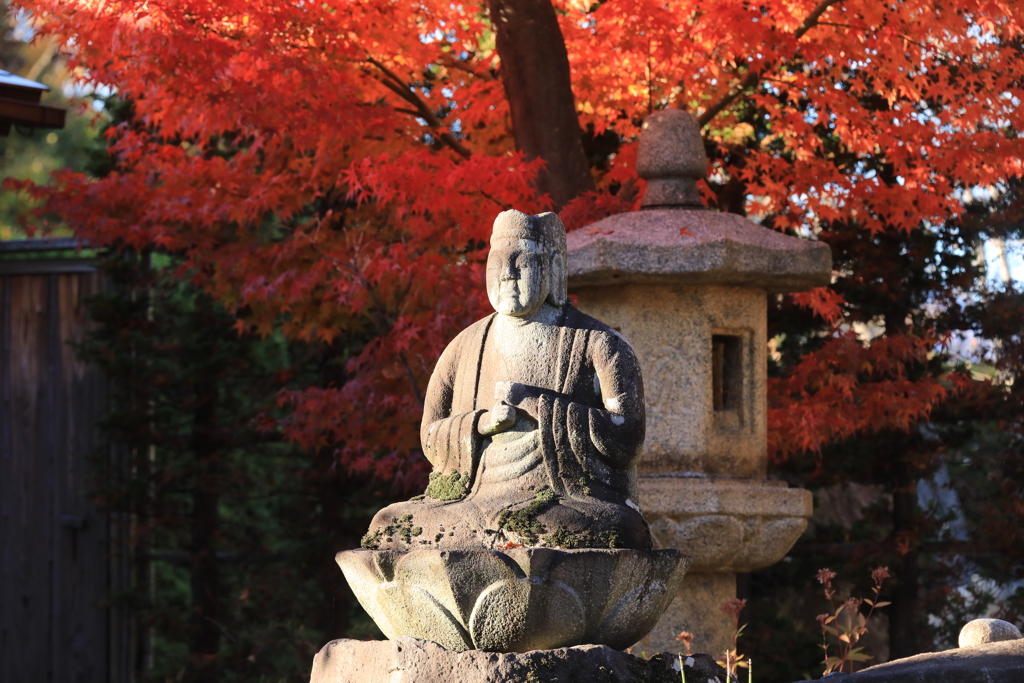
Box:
left=516, top=651, right=628, bottom=683
left=535, top=523, right=625, bottom=549
left=600, top=529, right=623, bottom=549
left=424, top=470, right=469, bottom=501
left=497, top=488, right=557, bottom=544
left=360, top=528, right=384, bottom=549
left=362, top=514, right=421, bottom=549
left=544, top=527, right=583, bottom=549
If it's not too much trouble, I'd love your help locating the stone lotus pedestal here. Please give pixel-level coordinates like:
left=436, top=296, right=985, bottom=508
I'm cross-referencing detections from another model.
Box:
left=336, top=547, right=691, bottom=653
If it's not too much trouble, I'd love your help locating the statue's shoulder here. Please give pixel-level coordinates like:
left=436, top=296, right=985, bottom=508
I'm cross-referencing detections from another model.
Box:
left=563, top=305, right=637, bottom=356
left=443, top=313, right=497, bottom=353
left=564, top=304, right=610, bottom=333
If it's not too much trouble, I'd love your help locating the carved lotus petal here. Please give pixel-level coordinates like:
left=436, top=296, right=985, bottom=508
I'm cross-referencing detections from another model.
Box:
left=470, top=578, right=587, bottom=651
left=336, top=547, right=691, bottom=653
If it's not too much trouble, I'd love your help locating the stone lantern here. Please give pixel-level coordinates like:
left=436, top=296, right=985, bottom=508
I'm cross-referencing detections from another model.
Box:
left=566, top=110, right=832, bottom=655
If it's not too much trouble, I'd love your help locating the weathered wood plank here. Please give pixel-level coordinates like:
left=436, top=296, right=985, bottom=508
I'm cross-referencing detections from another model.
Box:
left=2, top=274, right=52, bottom=682
left=0, top=269, right=119, bottom=683
left=0, top=276, right=10, bottom=683
left=56, top=272, right=108, bottom=683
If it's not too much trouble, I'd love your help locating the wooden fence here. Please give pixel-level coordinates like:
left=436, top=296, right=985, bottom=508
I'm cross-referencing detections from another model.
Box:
left=0, top=239, right=131, bottom=683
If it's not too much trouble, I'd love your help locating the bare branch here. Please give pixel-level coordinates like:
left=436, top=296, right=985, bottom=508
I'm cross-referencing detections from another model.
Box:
left=366, top=57, right=473, bottom=159
left=307, top=226, right=425, bottom=407
left=697, top=0, right=844, bottom=127
left=437, top=52, right=497, bottom=82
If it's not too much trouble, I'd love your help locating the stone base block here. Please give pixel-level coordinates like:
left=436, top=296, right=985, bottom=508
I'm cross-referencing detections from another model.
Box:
left=637, top=477, right=815, bottom=658
left=310, top=636, right=729, bottom=683
left=643, top=572, right=735, bottom=657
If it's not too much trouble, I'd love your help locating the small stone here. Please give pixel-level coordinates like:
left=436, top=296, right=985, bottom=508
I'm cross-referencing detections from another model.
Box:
left=958, top=618, right=1022, bottom=647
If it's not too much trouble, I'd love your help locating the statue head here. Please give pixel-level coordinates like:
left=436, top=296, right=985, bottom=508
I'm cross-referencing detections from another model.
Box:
left=486, top=210, right=568, bottom=317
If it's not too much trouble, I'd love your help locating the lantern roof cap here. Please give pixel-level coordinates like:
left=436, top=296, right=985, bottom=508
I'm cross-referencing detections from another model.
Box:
left=567, top=109, right=831, bottom=293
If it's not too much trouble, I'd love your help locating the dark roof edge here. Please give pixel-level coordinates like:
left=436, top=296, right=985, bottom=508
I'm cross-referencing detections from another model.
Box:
left=0, top=237, right=90, bottom=253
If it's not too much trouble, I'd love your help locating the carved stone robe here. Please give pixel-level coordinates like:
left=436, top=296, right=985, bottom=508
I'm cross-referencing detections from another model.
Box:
left=423, top=304, right=645, bottom=506
left=370, top=303, right=650, bottom=549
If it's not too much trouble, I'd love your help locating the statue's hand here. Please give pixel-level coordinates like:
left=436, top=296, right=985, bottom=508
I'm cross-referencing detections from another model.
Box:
left=479, top=401, right=516, bottom=436
left=495, top=381, right=539, bottom=420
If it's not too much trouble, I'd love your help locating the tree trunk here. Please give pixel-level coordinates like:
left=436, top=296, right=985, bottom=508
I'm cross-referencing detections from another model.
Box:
left=315, top=460, right=353, bottom=642
left=187, top=339, right=222, bottom=683
left=889, top=485, right=920, bottom=659
left=485, top=0, right=594, bottom=209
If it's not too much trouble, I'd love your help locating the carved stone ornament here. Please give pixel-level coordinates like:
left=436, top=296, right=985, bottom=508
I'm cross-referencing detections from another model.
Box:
left=335, top=210, right=691, bottom=653
left=338, top=547, right=688, bottom=652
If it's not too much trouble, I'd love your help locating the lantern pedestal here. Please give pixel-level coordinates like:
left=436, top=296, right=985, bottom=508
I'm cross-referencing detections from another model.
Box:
left=638, top=476, right=813, bottom=653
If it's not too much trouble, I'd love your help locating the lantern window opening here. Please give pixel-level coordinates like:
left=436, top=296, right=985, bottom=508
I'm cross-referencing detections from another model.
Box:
left=712, top=332, right=745, bottom=429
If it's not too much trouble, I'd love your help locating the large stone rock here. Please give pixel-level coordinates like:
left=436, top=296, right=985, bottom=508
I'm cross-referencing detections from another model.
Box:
left=803, top=639, right=1024, bottom=682
left=337, top=547, right=691, bottom=653
left=310, top=636, right=730, bottom=683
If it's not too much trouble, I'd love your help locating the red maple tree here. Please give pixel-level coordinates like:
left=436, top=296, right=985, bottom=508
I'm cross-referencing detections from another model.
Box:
left=9, top=0, right=1024, bottom=479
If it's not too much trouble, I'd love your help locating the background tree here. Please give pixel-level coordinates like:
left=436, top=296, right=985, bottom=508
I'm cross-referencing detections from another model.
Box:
left=6, top=0, right=1024, bottom=680
left=79, top=246, right=391, bottom=682
left=0, top=3, right=102, bottom=233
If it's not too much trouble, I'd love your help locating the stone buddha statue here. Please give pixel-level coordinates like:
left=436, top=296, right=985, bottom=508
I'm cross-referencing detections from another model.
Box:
left=363, top=209, right=651, bottom=551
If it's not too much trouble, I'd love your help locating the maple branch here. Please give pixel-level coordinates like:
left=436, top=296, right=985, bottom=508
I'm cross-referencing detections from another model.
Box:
left=438, top=52, right=497, bottom=82
left=816, top=21, right=871, bottom=31
left=817, top=22, right=949, bottom=59
left=697, top=0, right=844, bottom=127
left=307, top=229, right=425, bottom=407
left=366, top=57, right=473, bottom=160
left=396, top=351, right=425, bottom=408
left=467, top=188, right=508, bottom=209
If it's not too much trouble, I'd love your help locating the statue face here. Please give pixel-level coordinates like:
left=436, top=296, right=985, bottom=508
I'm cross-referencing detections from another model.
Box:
left=486, top=238, right=550, bottom=317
